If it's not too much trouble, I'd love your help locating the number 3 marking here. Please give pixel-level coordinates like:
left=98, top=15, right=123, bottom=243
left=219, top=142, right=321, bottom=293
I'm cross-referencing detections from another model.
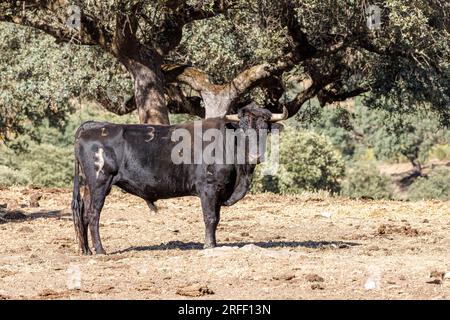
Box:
left=145, top=127, right=155, bottom=142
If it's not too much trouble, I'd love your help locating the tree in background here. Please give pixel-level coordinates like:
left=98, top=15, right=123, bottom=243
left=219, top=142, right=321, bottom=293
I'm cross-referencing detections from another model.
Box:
left=340, top=162, right=394, bottom=200
left=355, top=106, right=446, bottom=174
left=0, top=23, right=133, bottom=142
left=0, top=105, right=138, bottom=187
left=295, top=101, right=358, bottom=160
left=300, top=100, right=449, bottom=174
left=1, top=0, right=449, bottom=141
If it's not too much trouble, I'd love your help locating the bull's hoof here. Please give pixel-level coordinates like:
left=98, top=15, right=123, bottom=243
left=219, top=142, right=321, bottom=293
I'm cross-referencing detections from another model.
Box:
left=81, top=249, right=93, bottom=256
left=203, top=243, right=217, bottom=249
left=95, top=248, right=107, bottom=255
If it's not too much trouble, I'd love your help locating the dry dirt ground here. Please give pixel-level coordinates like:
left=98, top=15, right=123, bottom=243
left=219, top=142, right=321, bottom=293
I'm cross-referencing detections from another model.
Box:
left=0, top=187, right=449, bottom=300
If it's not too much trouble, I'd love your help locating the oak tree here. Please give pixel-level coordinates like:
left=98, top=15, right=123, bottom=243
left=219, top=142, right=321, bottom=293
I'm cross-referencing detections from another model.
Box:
left=0, top=0, right=448, bottom=140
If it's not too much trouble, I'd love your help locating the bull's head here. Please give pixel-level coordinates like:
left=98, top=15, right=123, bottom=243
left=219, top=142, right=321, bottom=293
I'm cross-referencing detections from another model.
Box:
left=224, top=103, right=288, bottom=164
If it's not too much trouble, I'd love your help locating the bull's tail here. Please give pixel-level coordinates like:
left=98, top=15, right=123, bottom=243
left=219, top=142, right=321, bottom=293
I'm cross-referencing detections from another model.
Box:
left=71, top=157, right=85, bottom=248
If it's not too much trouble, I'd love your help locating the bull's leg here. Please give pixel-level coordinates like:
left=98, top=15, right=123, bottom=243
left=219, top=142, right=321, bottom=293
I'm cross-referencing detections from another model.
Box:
left=200, top=193, right=221, bottom=249
left=146, top=200, right=158, bottom=213
left=88, top=178, right=112, bottom=255
left=88, top=200, right=106, bottom=255
left=80, top=189, right=92, bottom=255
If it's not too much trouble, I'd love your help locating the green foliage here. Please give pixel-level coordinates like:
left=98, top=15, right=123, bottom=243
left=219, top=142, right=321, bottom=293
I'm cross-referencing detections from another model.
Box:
left=340, top=162, right=394, bottom=200
left=430, top=144, right=450, bottom=161
left=252, top=128, right=345, bottom=194
left=300, top=102, right=449, bottom=170
left=0, top=24, right=72, bottom=140
left=1, top=0, right=449, bottom=139
left=0, top=23, right=132, bottom=142
left=16, top=144, right=73, bottom=188
left=0, top=105, right=138, bottom=187
left=252, top=165, right=294, bottom=194
left=174, top=12, right=285, bottom=83
left=296, top=101, right=358, bottom=159
left=408, top=169, right=450, bottom=201
left=0, top=165, right=30, bottom=187
left=354, top=106, right=445, bottom=169
left=363, top=0, right=450, bottom=126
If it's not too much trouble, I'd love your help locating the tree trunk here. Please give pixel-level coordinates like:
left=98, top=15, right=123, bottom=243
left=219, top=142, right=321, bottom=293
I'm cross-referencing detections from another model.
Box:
left=411, top=159, right=423, bottom=176
left=202, top=90, right=235, bottom=118
left=120, top=52, right=170, bottom=125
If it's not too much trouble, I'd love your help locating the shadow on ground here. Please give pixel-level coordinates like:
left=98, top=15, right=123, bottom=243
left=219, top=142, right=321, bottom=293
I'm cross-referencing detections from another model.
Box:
left=0, top=209, right=70, bottom=223
left=113, top=240, right=361, bottom=254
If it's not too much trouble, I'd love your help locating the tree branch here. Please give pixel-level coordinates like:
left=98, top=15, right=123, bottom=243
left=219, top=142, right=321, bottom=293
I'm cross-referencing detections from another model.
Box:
left=162, top=63, right=278, bottom=117
left=95, top=84, right=206, bottom=119
left=165, top=84, right=205, bottom=118
left=0, top=1, right=113, bottom=49
left=280, top=1, right=362, bottom=63
left=162, top=64, right=221, bottom=92
left=280, top=0, right=317, bottom=60
left=317, top=85, right=370, bottom=106
left=283, top=80, right=321, bottom=117
left=111, top=2, right=141, bottom=57
left=154, top=0, right=237, bottom=55
left=95, top=90, right=137, bottom=116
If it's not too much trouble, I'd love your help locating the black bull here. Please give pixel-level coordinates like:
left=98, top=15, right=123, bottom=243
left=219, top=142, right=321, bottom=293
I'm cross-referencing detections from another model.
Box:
left=71, top=105, right=285, bottom=255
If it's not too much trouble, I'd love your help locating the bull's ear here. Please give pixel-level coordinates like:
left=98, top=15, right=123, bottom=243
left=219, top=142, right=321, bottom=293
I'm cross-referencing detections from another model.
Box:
left=238, top=108, right=246, bottom=119
left=270, top=123, right=284, bottom=132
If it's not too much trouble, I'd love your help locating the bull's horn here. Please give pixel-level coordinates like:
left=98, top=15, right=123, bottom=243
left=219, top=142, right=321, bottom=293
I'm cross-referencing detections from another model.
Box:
left=224, top=114, right=240, bottom=122
left=270, top=106, right=289, bottom=122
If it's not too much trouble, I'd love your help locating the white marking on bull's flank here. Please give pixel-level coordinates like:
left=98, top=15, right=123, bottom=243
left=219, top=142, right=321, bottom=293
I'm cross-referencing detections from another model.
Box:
left=94, top=148, right=105, bottom=178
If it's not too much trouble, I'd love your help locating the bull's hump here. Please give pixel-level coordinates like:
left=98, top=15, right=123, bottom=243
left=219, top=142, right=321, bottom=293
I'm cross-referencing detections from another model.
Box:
left=79, top=121, right=110, bottom=131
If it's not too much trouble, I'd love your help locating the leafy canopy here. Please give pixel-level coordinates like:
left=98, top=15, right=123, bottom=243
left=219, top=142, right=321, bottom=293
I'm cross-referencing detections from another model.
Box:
left=0, top=0, right=448, bottom=140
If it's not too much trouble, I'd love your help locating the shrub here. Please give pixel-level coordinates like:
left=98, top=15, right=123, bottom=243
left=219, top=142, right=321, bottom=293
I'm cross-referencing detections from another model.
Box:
left=340, top=162, right=393, bottom=199
left=17, top=143, right=73, bottom=187
left=430, top=144, right=450, bottom=161
left=0, top=165, right=30, bottom=187
left=252, top=165, right=294, bottom=194
left=408, top=169, right=450, bottom=201
left=252, top=128, right=345, bottom=194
